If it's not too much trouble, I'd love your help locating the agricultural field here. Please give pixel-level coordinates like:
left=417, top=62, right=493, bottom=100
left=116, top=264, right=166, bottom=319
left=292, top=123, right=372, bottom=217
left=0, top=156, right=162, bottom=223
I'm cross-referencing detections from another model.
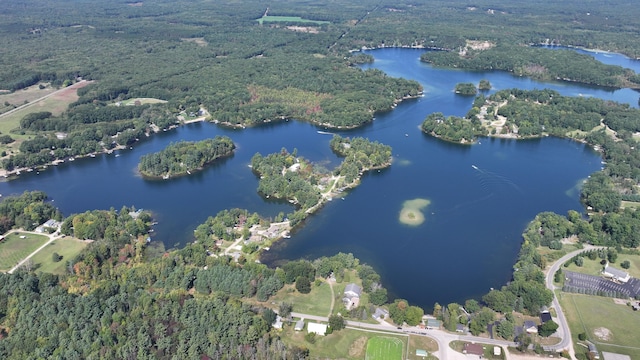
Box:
left=0, top=84, right=57, bottom=115
left=365, top=336, right=403, bottom=360
left=559, top=292, right=640, bottom=359
left=0, top=232, right=50, bottom=271
left=30, top=237, right=88, bottom=275
left=0, top=81, right=92, bottom=152
left=256, top=16, right=330, bottom=25
left=118, top=98, right=168, bottom=106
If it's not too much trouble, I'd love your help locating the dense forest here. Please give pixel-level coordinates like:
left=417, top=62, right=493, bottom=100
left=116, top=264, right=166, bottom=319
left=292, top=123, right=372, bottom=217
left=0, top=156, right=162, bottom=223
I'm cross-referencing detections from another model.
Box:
left=421, top=45, right=637, bottom=88
left=138, top=136, right=235, bottom=178
left=3, top=0, right=640, bottom=357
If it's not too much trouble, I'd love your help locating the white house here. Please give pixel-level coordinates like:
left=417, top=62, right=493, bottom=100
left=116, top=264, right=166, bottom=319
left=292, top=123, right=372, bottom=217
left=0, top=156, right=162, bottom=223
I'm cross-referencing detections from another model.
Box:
left=603, top=264, right=630, bottom=283
left=343, top=283, right=362, bottom=310
left=307, top=322, right=327, bottom=336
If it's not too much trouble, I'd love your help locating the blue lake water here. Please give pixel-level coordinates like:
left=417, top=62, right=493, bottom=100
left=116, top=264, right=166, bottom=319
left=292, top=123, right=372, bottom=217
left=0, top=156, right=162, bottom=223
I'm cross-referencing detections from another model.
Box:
left=2, top=47, right=637, bottom=309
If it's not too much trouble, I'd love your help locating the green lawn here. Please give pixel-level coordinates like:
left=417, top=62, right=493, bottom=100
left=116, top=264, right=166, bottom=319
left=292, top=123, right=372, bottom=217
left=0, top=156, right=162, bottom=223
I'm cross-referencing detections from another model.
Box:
left=559, top=292, right=640, bottom=359
left=30, top=237, right=87, bottom=275
left=280, top=326, right=407, bottom=359
left=119, top=98, right=168, bottom=105
left=256, top=16, right=330, bottom=25
left=562, top=253, right=640, bottom=279
left=0, top=232, right=50, bottom=271
left=365, top=336, right=403, bottom=360
left=270, top=280, right=333, bottom=317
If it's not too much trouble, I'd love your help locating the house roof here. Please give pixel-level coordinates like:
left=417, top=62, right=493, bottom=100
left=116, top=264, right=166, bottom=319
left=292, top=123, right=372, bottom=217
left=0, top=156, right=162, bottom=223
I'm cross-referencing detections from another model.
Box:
left=416, top=349, right=428, bottom=357
left=295, top=319, right=305, bottom=330
left=540, top=312, right=552, bottom=323
left=426, top=319, right=441, bottom=328
left=344, top=283, right=362, bottom=296
left=604, top=264, right=630, bottom=280
left=524, top=320, right=537, bottom=329
left=307, top=322, right=327, bottom=335
left=464, top=343, right=484, bottom=356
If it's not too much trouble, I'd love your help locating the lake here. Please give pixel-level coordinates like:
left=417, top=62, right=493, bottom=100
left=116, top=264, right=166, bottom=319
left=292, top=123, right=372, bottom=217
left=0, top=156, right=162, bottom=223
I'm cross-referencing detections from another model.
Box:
left=2, top=47, right=634, bottom=309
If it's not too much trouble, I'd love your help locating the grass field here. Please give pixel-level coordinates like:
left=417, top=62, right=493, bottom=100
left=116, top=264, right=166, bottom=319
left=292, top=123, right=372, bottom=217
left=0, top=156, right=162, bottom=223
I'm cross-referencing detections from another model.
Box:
left=365, top=336, right=403, bottom=360
left=562, top=253, right=640, bottom=279
left=256, top=16, right=330, bottom=25
left=270, top=280, right=333, bottom=316
left=30, top=237, right=87, bottom=274
left=0, top=232, right=50, bottom=271
left=0, top=84, right=56, bottom=115
left=406, top=335, right=438, bottom=360
left=280, top=326, right=407, bottom=359
left=559, top=292, right=640, bottom=359
left=119, top=97, right=168, bottom=105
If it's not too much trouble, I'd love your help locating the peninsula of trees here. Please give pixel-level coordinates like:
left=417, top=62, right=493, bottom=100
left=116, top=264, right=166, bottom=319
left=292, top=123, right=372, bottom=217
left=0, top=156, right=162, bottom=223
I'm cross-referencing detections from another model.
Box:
left=138, top=136, right=235, bottom=178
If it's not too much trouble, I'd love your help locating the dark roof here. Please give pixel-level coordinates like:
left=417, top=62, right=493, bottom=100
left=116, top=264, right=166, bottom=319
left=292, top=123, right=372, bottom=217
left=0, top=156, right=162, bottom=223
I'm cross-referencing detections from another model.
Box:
left=464, top=343, right=483, bottom=356
left=524, top=320, right=537, bottom=329
left=540, top=312, right=552, bottom=323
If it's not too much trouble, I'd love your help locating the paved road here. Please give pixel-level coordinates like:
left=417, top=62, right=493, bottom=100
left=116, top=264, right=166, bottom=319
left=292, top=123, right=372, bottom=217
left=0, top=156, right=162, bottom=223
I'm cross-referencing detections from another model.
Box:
left=543, top=245, right=604, bottom=358
left=291, top=311, right=516, bottom=360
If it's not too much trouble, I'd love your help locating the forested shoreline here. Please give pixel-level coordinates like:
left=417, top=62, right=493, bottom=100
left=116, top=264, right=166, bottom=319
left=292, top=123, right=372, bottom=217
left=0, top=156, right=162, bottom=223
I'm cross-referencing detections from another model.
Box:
left=2, top=0, right=640, bottom=358
left=138, top=136, right=235, bottom=178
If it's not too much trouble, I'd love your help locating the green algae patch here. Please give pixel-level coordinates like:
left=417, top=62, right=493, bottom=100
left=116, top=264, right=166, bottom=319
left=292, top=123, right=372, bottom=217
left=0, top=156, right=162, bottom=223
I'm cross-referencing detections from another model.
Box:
left=399, top=198, right=431, bottom=226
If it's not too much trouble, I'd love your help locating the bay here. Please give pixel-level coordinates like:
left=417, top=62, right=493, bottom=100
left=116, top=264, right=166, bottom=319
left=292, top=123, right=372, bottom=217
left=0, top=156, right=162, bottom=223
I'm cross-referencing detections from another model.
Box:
left=2, top=47, right=630, bottom=309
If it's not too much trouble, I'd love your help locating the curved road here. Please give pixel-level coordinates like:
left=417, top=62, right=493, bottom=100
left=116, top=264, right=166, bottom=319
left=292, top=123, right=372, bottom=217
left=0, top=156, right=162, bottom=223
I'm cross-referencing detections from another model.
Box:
left=288, top=246, right=609, bottom=360
left=543, top=245, right=604, bottom=358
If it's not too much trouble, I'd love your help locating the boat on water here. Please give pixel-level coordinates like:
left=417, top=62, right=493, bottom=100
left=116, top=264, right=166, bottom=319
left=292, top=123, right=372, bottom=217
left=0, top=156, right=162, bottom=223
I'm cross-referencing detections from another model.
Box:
left=317, top=130, right=333, bottom=135
left=471, top=165, right=478, bottom=170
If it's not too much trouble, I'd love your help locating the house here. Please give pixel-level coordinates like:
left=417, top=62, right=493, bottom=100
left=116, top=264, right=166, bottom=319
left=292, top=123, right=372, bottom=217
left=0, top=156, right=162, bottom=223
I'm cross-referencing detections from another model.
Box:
left=372, top=307, right=388, bottom=320
left=344, top=283, right=362, bottom=298
left=493, top=346, right=502, bottom=356
left=307, top=322, right=327, bottom=336
left=603, top=264, right=630, bottom=283
left=524, top=320, right=538, bottom=334
left=426, top=319, right=441, bottom=329
left=415, top=349, right=428, bottom=357
left=540, top=310, right=552, bottom=324
left=35, top=219, right=61, bottom=233
left=463, top=343, right=484, bottom=356
left=456, top=324, right=467, bottom=333
left=343, top=283, right=362, bottom=310
left=294, top=318, right=305, bottom=331
left=273, top=316, right=283, bottom=330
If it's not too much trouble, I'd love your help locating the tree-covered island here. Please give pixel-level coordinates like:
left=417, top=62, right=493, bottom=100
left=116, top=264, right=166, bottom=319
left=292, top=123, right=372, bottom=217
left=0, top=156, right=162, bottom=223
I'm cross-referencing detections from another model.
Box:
left=454, top=82, right=478, bottom=96
left=251, top=135, right=392, bottom=227
left=138, top=136, right=235, bottom=179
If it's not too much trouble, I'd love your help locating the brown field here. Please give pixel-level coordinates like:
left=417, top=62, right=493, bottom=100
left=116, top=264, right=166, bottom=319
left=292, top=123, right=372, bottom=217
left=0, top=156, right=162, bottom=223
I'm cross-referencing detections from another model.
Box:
left=0, top=80, right=93, bottom=151
left=0, top=84, right=57, bottom=115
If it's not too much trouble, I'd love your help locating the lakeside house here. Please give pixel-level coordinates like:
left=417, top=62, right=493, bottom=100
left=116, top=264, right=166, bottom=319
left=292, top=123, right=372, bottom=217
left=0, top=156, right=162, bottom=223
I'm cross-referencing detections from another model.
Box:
left=603, top=264, right=630, bottom=283
left=35, top=219, right=61, bottom=233
left=372, top=307, right=388, bottom=320
left=343, top=283, right=362, bottom=310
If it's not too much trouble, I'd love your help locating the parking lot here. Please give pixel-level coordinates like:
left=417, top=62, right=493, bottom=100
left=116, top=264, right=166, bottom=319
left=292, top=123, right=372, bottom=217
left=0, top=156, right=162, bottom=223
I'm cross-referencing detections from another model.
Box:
left=563, top=271, right=640, bottom=298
